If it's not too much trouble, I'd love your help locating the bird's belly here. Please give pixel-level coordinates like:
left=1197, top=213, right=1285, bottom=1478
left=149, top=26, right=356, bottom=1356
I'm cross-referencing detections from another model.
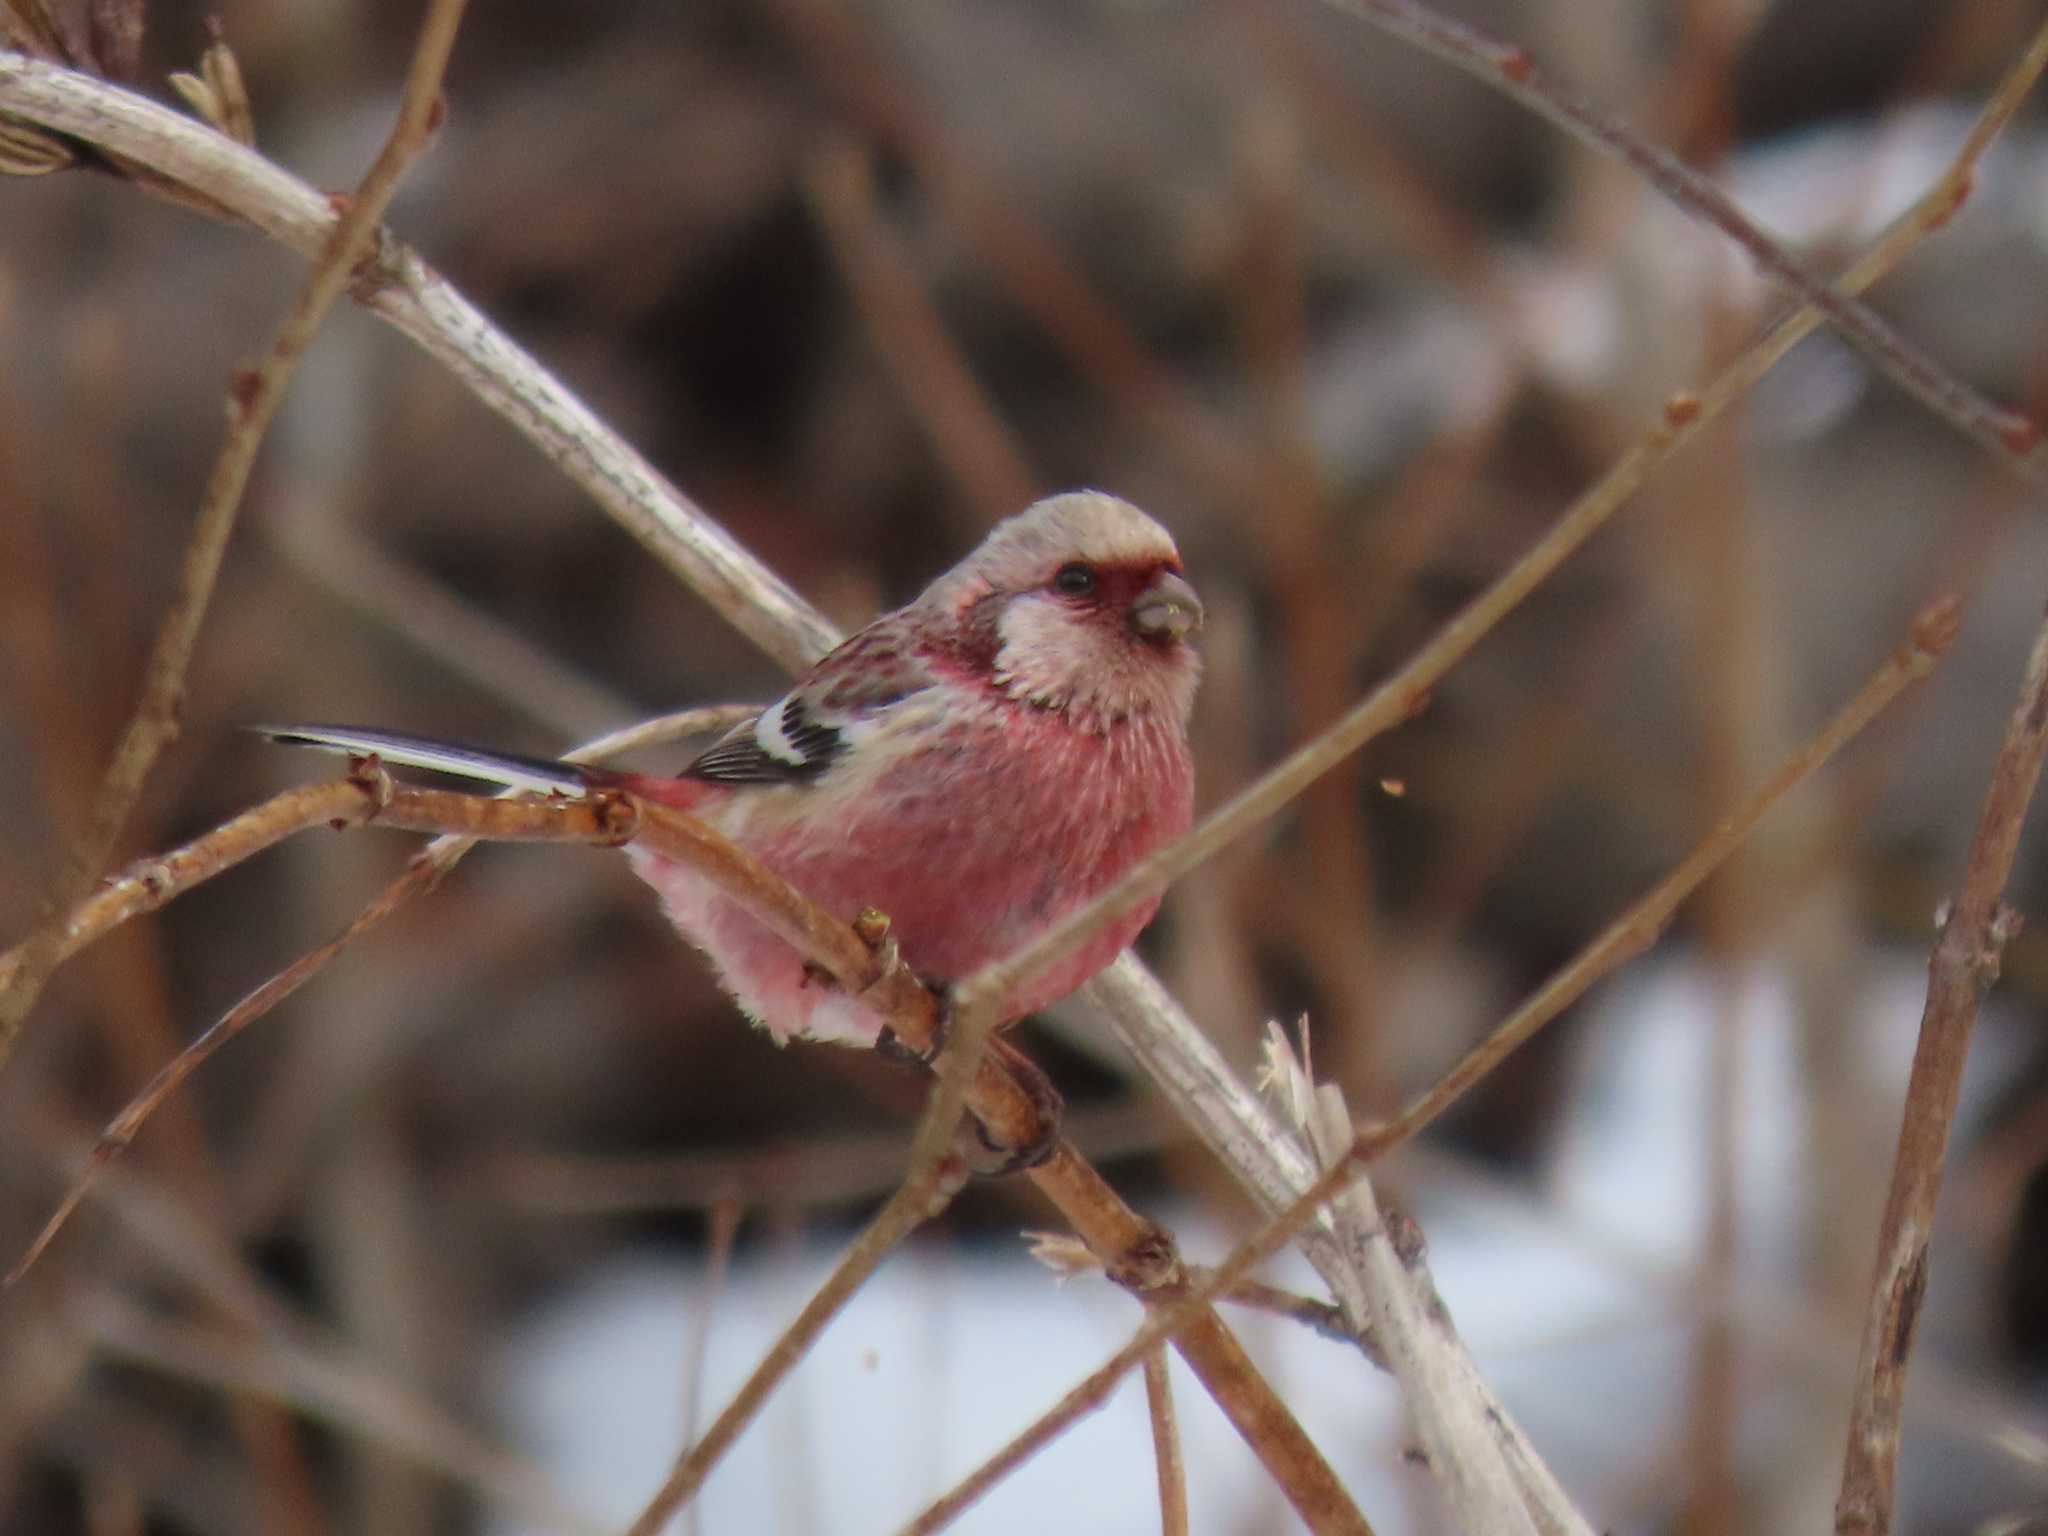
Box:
left=628, top=714, right=1192, bottom=1043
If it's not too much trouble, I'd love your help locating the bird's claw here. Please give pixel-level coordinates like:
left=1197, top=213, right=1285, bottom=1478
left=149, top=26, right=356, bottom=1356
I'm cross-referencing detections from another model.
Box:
left=964, top=1036, right=1063, bottom=1177
left=873, top=969, right=949, bottom=1067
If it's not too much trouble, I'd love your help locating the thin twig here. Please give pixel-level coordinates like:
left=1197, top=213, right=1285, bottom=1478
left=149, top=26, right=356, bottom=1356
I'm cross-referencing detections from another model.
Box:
left=1353, top=599, right=1959, bottom=1164
left=0, top=51, right=839, bottom=673
left=913, top=598, right=1952, bottom=1530
left=1142, top=1350, right=1190, bottom=1536
left=1321, top=0, right=2048, bottom=472
left=0, top=774, right=648, bottom=1283
left=5, top=26, right=2039, bottom=1526
left=762, top=0, right=1254, bottom=499
left=78, top=1294, right=607, bottom=1536
left=6, top=845, right=450, bottom=1285
left=1214, top=1277, right=1377, bottom=1358
left=0, top=706, right=747, bottom=1035
left=0, top=778, right=377, bottom=994
left=0, top=0, right=470, bottom=1071
left=1, top=705, right=757, bottom=1282
left=1085, top=0, right=2048, bottom=1333
left=1836, top=607, right=2048, bottom=1535
left=803, top=135, right=1037, bottom=525
left=6, top=749, right=1363, bottom=1529
left=623, top=1159, right=969, bottom=1536
left=680, top=1195, right=744, bottom=1536
left=264, top=510, right=643, bottom=741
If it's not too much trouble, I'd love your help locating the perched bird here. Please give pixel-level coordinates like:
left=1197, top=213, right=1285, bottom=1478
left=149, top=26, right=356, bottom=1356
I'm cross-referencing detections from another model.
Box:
left=269, top=491, right=1202, bottom=1048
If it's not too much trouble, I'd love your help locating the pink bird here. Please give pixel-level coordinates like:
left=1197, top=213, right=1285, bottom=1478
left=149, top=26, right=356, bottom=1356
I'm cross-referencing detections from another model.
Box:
left=270, top=491, right=1202, bottom=1049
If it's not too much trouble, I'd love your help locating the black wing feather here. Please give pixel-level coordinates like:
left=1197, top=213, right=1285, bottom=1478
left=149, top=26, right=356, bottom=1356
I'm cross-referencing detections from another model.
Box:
left=683, top=697, right=841, bottom=785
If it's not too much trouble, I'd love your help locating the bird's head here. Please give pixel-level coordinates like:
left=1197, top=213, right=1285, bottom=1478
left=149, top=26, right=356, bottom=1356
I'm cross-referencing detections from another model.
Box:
left=925, top=491, right=1203, bottom=733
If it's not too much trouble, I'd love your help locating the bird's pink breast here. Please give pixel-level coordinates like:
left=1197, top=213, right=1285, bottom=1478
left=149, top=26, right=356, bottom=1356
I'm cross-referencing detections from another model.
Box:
left=629, top=704, right=1193, bottom=1044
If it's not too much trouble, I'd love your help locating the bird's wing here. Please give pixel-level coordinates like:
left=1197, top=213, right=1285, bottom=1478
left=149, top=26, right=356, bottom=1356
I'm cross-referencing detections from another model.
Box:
left=684, top=617, right=937, bottom=786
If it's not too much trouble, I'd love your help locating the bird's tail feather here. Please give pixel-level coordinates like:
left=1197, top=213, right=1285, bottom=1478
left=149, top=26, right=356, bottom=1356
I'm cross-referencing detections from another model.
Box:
left=257, top=724, right=597, bottom=797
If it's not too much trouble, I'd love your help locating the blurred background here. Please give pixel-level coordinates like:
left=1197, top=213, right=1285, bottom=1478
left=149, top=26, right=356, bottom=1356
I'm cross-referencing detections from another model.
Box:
left=3, top=0, right=2048, bottom=1530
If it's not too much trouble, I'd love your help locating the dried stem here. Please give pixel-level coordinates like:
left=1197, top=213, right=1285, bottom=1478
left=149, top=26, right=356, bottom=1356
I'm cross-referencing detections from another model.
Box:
left=4, top=20, right=2041, bottom=1526
left=0, top=0, right=469, bottom=1071
left=762, top=0, right=1254, bottom=498
left=5, top=757, right=1364, bottom=1529
left=1321, top=0, right=2048, bottom=470
left=920, top=598, right=1951, bottom=1529
left=78, top=1294, right=606, bottom=1536
left=0, top=779, right=372, bottom=993
left=803, top=134, right=1037, bottom=524
left=623, top=1157, right=971, bottom=1536
left=2, top=706, right=755, bottom=1280
left=0, top=51, right=838, bottom=672
left=903, top=1124, right=1389, bottom=1535
left=1084, top=1, right=2048, bottom=1343
left=0, top=706, right=746, bottom=1028
left=1835, top=608, right=2048, bottom=1534
left=2, top=779, right=637, bottom=1284
left=1213, top=1276, right=1378, bottom=1358
left=1353, top=599, right=1959, bottom=1164
left=1142, top=1350, right=1190, bottom=1536
left=679, top=1195, right=743, bottom=1536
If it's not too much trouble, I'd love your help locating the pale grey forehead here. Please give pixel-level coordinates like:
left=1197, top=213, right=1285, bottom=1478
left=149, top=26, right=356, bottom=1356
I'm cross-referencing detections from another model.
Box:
left=985, top=491, right=1179, bottom=571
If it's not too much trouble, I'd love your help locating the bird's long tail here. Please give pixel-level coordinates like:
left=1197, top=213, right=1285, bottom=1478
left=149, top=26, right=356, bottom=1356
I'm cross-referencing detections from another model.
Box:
left=257, top=724, right=602, bottom=797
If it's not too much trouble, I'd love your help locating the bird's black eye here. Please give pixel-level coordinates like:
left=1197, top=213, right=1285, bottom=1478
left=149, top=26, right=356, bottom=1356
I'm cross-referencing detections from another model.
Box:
left=1053, top=562, right=1097, bottom=597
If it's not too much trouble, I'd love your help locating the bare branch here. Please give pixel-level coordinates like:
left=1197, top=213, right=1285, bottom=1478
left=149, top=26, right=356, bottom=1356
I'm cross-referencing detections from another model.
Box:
left=1321, top=0, right=2048, bottom=472
left=1353, top=599, right=1959, bottom=1166
left=917, top=597, right=1949, bottom=1530
left=0, top=0, right=471, bottom=1070
left=624, top=1157, right=972, bottom=1536
left=1142, top=1350, right=1189, bottom=1536
left=0, top=51, right=840, bottom=673
left=78, top=1294, right=606, bottom=1536
left=1082, top=0, right=2048, bottom=1371
left=803, top=135, right=1037, bottom=524
left=1836, top=607, right=2048, bottom=1535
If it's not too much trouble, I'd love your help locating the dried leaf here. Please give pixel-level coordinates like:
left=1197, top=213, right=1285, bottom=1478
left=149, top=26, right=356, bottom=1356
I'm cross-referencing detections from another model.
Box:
left=1253, top=1016, right=1317, bottom=1132
left=171, top=35, right=252, bottom=146
left=85, top=0, right=142, bottom=81
left=167, top=70, right=214, bottom=125
left=1022, top=1230, right=1098, bottom=1278
left=0, top=117, right=73, bottom=175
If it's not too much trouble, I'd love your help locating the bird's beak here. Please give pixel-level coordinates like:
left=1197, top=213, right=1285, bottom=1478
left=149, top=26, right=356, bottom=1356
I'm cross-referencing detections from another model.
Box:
left=1130, top=570, right=1204, bottom=641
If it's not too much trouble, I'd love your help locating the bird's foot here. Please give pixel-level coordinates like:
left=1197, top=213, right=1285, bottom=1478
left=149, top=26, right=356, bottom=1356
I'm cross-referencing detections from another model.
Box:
left=963, top=1036, right=1062, bottom=1177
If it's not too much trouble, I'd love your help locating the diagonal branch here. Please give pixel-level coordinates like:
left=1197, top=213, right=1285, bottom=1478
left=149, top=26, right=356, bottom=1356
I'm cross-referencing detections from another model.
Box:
left=4, top=24, right=2042, bottom=1525
left=1143, top=1349, right=1190, bottom=1536
left=1321, top=0, right=2048, bottom=472
left=2, top=762, right=1369, bottom=1532
left=0, top=0, right=471, bottom=1071
left=1836, top=605, right=2048, bottom=1535
left=910, top=596, right=1951, bottom=1531
left=1353, top=601, right=1960, bottom=1166
left=1083, top=0, right=2048, bottom=1399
